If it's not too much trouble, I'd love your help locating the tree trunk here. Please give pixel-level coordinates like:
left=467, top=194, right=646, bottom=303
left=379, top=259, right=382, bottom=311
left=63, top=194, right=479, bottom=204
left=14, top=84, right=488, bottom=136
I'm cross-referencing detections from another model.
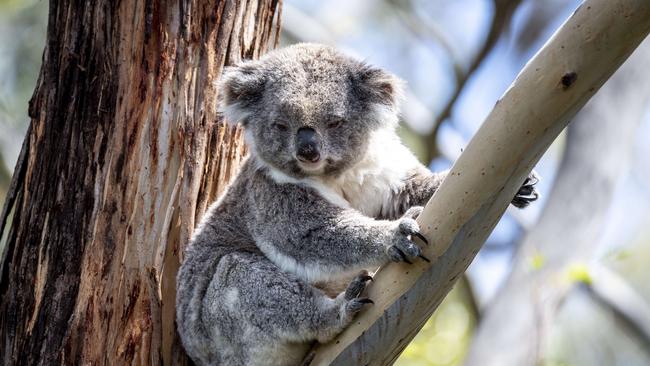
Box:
left=0, top=1, right=281, bottom=365
left=311, top=0, right=650, bottom=364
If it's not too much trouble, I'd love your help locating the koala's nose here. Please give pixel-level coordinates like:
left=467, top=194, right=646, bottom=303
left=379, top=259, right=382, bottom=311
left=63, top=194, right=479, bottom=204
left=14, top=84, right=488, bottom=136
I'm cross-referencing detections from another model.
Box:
left=295, top=127, right=321, bottom=163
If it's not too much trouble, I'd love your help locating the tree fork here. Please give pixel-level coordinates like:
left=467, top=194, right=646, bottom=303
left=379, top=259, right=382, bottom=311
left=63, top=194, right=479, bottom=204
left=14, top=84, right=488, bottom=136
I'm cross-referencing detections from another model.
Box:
left=311, top=0, right=650, bottom=364
left=0, top=1, right=281, bottom=365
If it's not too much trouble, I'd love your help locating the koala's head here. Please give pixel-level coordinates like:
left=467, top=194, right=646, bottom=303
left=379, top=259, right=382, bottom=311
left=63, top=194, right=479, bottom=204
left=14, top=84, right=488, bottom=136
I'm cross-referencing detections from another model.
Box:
left=218, top=43, right=403, bottom=178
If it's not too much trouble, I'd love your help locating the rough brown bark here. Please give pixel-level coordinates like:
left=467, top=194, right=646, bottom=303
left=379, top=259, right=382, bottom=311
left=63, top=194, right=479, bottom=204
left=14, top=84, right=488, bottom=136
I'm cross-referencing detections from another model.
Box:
left=0, top=1, right=281, bottom=365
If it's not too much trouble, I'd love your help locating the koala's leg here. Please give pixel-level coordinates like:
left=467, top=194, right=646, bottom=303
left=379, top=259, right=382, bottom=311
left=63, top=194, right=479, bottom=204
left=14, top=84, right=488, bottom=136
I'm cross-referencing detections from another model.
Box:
left=201, top=253, right=373, bottom=366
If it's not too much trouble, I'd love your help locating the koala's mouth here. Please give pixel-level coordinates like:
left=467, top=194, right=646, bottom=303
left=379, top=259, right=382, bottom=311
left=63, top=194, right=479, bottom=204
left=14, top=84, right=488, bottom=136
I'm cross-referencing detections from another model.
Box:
left=295, top=158, right=327, bottom=174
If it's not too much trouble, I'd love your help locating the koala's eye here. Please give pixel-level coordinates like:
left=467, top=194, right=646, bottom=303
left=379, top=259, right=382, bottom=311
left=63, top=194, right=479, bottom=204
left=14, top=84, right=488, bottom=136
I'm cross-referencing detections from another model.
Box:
left=326, top=118, right=345, bottom=129
left=272, top=122, right=289, bottom=131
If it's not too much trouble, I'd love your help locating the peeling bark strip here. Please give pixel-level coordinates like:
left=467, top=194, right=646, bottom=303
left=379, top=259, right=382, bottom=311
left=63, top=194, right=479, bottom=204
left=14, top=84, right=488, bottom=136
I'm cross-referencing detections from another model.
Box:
left=0, top=1, right=281, bottom=365
left=311, top=0, right=650, bottom=364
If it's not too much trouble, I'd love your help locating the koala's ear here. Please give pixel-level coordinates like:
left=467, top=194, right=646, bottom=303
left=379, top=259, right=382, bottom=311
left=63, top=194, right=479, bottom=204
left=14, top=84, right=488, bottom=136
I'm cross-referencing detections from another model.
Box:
left=352, top=64, right=404, bottom=110
left=218, top=61, right=267, bottom=126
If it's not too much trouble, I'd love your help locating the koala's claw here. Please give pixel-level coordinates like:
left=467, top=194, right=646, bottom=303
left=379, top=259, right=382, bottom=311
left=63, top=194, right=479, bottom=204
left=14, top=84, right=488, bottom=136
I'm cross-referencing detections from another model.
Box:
left=412, top=232, right=429, bottom=245
left=356, top=298, right=374, bottom=305
left=512, top=171, right=541, bottom=209
left=418, top=254, right=431, bottom=263
left=360, top=275, right=373, bottom=282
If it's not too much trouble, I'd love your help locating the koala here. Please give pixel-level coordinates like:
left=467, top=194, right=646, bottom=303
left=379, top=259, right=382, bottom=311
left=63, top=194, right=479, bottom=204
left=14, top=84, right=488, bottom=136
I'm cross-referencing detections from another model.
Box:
left=176, top=43, right=539, bottom=366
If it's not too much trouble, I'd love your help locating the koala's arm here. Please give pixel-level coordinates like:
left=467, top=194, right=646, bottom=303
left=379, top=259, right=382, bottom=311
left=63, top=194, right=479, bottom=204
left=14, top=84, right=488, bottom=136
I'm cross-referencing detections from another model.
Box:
left=248, top=180, right=425, bottom=282
left=390, top=164, right=539, bottom=219
left=398, top=165, right=448, bottom=208
left=372, top=165, right=448, bottom=220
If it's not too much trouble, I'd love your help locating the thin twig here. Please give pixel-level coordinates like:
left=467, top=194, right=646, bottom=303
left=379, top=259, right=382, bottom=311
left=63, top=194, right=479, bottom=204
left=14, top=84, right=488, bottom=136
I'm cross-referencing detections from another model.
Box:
left=426, top=0, right=522, bottom=161
left=390, top=0, right=522, bottom=161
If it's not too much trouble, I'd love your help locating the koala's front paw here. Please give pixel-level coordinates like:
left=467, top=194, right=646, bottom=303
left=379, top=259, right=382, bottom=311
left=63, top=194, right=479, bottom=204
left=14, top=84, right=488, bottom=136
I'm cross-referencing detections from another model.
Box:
left=386, top=211, right=430, bottom=264
left=511, top=171, right=540, bottom=209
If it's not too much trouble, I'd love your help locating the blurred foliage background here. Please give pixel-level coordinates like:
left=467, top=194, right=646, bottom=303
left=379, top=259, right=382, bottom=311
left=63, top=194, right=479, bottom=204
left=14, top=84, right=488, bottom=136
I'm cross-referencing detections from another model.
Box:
left=1, top=1, right=649, bottom=365
left=0, top=0, right=47, bottom=200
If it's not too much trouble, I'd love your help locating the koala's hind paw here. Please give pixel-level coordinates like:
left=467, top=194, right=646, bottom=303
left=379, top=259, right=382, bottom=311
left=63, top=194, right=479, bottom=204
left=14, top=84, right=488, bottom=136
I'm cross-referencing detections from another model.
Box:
left=512, top=171, right=541, bottom=209
left=344, top=270, right=373, bottom=301
left=387, top=217, right=431, bottom=264
left=340, top=271, right=374, bottom=316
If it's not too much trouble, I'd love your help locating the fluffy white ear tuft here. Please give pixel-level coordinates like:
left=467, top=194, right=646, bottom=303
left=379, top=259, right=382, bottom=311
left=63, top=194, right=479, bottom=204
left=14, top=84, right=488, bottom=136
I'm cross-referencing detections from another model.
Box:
left=354, top=64, right=405, bottom=111
left=217, top=60, right=266, bottom=126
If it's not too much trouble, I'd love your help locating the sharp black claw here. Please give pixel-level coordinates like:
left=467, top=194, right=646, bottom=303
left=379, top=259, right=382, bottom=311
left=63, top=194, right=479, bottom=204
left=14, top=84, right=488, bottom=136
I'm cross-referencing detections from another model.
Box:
left=413, top=232, right=429, bottom=245
left=511, top=199, right=528, bottom=209
left=357, top=298, right=374, bottom=304
left=517, top=186, right=534, bottom=195
left=393, top=247, right=412, bottom=264
left=418, top=254, right=431, bottom=263
left=526, top=174, right=540, bottom=186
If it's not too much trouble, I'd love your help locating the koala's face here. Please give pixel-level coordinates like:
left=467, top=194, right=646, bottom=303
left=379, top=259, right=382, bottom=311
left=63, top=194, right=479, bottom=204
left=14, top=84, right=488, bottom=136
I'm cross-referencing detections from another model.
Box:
left=219, top=43, right=402, bottom=178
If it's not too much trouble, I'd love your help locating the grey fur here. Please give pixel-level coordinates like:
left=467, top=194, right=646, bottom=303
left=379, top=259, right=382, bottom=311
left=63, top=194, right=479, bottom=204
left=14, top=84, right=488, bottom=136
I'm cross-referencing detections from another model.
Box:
left=176, top=43, right=538, bottom=366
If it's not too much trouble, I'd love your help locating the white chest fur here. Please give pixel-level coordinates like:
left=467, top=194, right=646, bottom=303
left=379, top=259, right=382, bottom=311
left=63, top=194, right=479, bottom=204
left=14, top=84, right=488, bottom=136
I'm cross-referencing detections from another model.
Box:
left=321, top=130, right=419, bottom=217
left=265, top=129, right=420, bottom=218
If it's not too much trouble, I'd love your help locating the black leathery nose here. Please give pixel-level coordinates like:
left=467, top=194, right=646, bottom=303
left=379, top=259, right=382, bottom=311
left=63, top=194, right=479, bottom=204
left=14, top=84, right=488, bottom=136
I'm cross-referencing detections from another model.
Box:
left=296, top=127, right=321, bottom=162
